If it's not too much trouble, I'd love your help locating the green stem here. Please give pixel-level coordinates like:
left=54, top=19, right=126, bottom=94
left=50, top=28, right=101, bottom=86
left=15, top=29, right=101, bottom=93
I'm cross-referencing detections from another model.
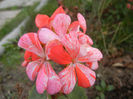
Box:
left=116, top=33, right=133, bottom=45
left=110, top=23, right=122, bottom=46
left=101, top=30, right=109, bottom=55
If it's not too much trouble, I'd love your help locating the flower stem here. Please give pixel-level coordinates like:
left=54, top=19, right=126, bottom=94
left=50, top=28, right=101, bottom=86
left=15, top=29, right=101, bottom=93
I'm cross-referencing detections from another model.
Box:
left=51, top=94, right=58, bottom=99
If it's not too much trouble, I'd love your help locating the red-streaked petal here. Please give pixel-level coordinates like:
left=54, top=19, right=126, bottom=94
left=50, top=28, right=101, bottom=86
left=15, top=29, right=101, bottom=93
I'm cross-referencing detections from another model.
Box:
left=52, top=14, right=71, bottom=36
left=36, top=64, right=48, bottom=94
left=61, top=32, right=80, bottom=59
left=44, top=62, right=61, bottom=95
left=78, top=32, right=93, bottom=45
left=18, top=33, right=44, bottom=57
left=22, top=60, right=28, bottom=67
left=59, top=64, right=76, bottom=94
left=86, top=61, right=98, bottom=70
left=76, top=63, right=96, bottom=88
left=31, top=52, right=41, bottom=61
left=24, top=51, right=40, bottom=62
left=24, top=51, right=32, bottom=62
left=77, top=13, right=87, bottom=33
left=50, top=6, right=65, bottom=21
left=78, top=44, right=103, bottom=62
left=68, top=21, right=80, bottom=32
left=45, top=40, right=72, bottom=64
left=35, top=14, right=50, bottom=28
left=38, top=28, right=59, bottom=44
left=26, top=59, right=42, bottom=81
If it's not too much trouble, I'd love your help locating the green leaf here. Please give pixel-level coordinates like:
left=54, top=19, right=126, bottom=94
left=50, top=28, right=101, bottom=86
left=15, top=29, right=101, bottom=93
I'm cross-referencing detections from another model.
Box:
left=95, top=85, right=102, bottom=91
left=96, top=96, right=100, bottom=99
left=28, top=85, right=51, bottom=99
left=58, top=85, right=88, bottom=99
left=107, top=85, right=115, bottom=91
left=101, top=80, right=106, bottom=89
left=100, top=93, right=105, bottom=99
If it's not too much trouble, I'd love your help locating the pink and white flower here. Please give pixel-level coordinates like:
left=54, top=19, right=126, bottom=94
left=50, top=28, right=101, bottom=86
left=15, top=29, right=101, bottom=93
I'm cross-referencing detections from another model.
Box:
left=35, top=7, right=103, bottom=94
left=18, top=33, right=61, bottom=95
left=45, top=31, right=102, bottom=94
left=18, top=6, right=103, bottom=95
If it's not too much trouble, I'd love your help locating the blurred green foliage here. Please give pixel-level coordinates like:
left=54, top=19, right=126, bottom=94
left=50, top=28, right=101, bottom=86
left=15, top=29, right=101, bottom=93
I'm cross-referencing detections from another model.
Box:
left=58, top=84, right=87, bottom=99
left=28, top=85, right=49, bottom=99
left=0, top=38, right=22, bottom=69
left=82, top=0, right=133, bottom=54
left=95, top=80, right=115, bottom=99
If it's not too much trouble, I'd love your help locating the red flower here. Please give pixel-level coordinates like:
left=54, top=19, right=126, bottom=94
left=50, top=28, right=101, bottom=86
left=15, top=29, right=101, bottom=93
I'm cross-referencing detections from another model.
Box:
left=35, top=6, right=65, bottom=29
left=45, top=32, right=103, bottom=94
left=36, top=7, right=102, bottom=94
left=18, top=6, right=103, bottom=95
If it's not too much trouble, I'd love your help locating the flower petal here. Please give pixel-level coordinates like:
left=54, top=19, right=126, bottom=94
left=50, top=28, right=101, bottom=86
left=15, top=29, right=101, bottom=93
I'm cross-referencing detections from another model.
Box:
left=18, top=33, right=44, bottom=57
left=24, top=51, right=32, bottom=62
left=36, top=63, right=48, bottom=94
left=31, top=52, right=41, bottom=61
left=86, top=61, right=98, bottom=70
left=22, top=60, right=28, bottom=67
left=76, top=63, right=96, bottom=88
left=45, top=40, right=72, bottom=64
left=44, top=62, right=61, bottom=95
left=61, top=32, right=80, bottom=59
left=77, top=13, right=87, bottom=33
left=78, top=32, right=93, bottom=45
left=24, top=51, right=40, bottom=62
left=38, top=28, right=59, bottom=44
left=26, top=59, right=42, bottom=81
left=50, top=6, right=65, bottom=21
left=68, top=21, right=80, bottom=32
left=52, top=14, right=71, bottom=36
left=78, top=44, right=103, bottom=62
left=59, top=64, right=76, bottom=94
left=35, top=14, right=50, bottom=28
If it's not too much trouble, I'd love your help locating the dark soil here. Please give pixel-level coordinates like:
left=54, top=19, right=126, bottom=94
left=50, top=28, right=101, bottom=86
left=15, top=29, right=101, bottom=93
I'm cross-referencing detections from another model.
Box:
left=0, top=64, right=33, bottom=99
left=87, top=53, right=133, bottom=99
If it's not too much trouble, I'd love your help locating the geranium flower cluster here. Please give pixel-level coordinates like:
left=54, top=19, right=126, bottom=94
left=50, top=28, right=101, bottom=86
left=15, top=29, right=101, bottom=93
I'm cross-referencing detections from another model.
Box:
left=18, top=6, right=103, bottom=95
left=127, top=0, right=133, bottom=10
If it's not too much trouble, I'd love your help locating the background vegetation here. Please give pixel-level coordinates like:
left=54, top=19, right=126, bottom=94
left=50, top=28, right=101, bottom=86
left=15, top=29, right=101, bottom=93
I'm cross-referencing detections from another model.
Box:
left=0, top=0, right=133, bottom=99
